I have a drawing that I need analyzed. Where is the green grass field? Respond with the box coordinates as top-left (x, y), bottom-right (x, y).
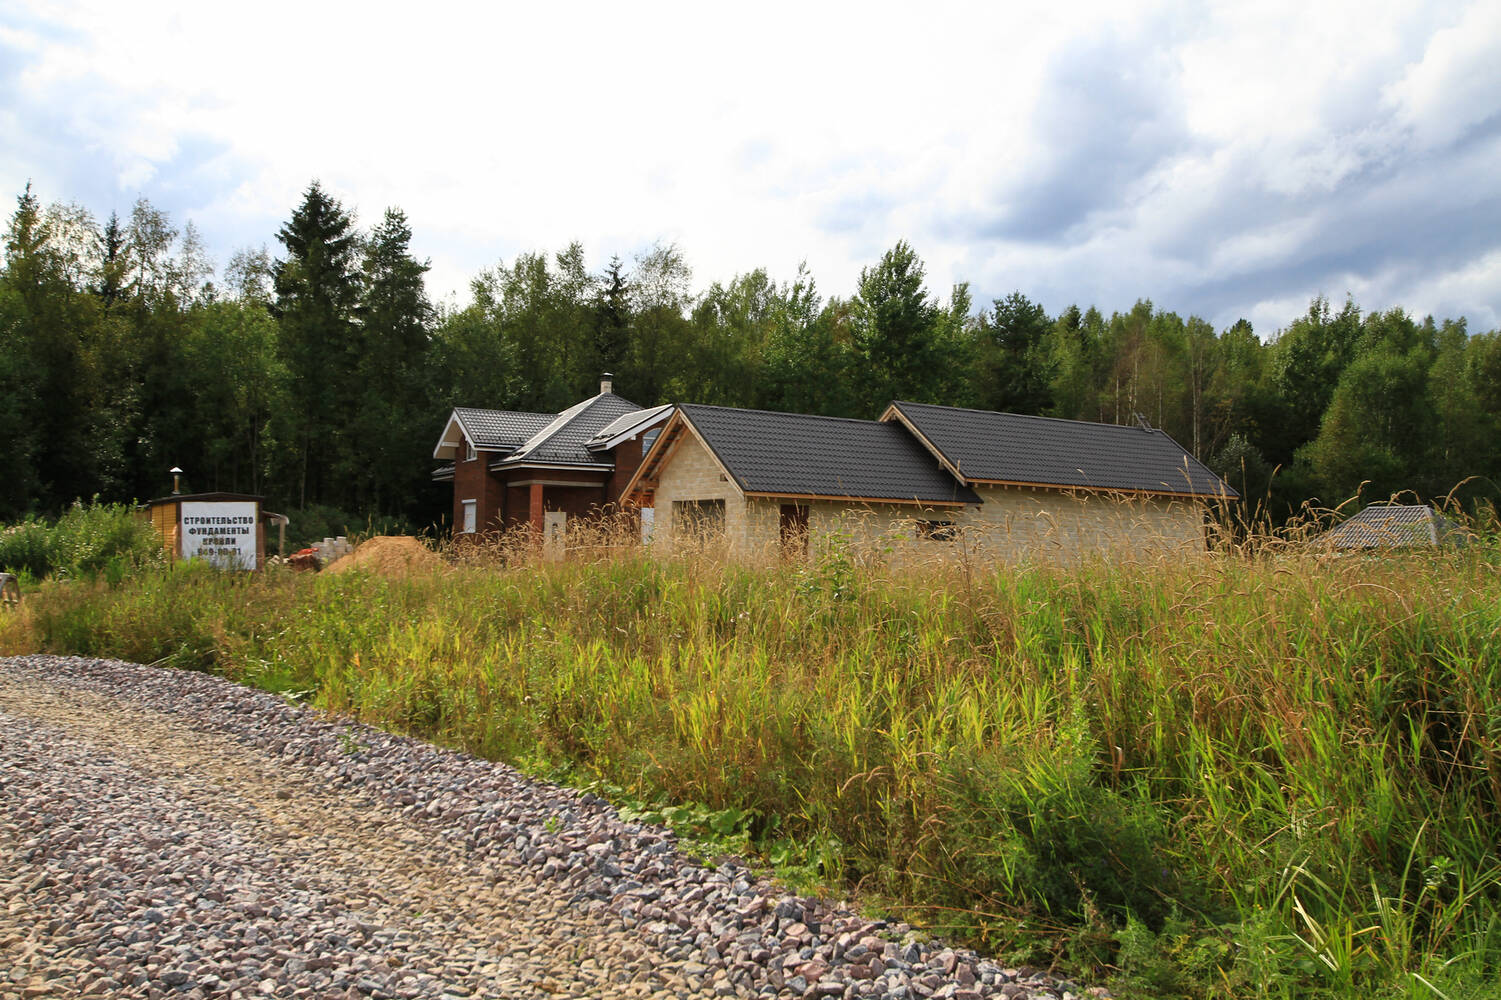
top-left (3, 532), bottom-right (1498, 999)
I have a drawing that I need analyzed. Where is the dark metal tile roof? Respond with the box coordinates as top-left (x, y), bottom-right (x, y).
top-left (679, 404), bottom-right (980, 504)
top-left (497, 393), bottom-right (643, 468)
top-left (887, 401), bottom-right (1236, 498)
top-left (453, 407), bottom-right (555, 451)
top-left (1325, 504), bottom-right (1444, 548)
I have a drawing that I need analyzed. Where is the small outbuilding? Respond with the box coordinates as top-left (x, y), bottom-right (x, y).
top-left (1321, 504), bottom-right (1471, 549)
top-left (142, 492), bottom-right (266, 570)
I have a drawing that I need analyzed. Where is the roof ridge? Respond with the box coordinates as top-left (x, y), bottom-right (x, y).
top-left (454, 404), bottom-right (553, 418)
top-left (894, 399), bottom-right (1167, 434)
top-left (682, 402), bottom-right (888, 429)
top-left (503, 394), bottom-right (605, 462)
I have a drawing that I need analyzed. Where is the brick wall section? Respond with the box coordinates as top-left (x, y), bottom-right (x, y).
top-left (607, 437), bottom-right (644, 503)
top-left (503, 485), bottom-right (530, 532)
top-left (956, 485), bottom-right (1205, 564)
top-left (451, 440), bottom-right (506, 533)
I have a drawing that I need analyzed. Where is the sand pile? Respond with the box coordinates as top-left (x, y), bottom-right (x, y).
top-left (323, 536), bottom-right (446, 577)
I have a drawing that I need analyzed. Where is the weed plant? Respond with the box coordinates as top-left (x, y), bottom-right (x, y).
top-left (0, 500), bottom-right (167, 583)
top-left (2, 514), bottom-right (1498, 1000)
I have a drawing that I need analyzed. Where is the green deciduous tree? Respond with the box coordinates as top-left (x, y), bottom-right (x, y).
top-left (1302, 344), bottom-right (1433, 503)
top-left (850, 241), bottom-right (950, 413)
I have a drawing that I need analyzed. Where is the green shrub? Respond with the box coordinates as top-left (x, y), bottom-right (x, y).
top-left (0, 501), bottom-right (165, 580)
top-left (0, 516), bottom-right (54, 577)
top-left (51, 500), bottom-right (165, 577)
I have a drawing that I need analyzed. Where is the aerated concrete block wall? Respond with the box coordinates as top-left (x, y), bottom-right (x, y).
top-left (954, 486), bottom-right (1207, 566)
top-left (649, 433), bottom-right (749, 555)
top-left (652, 435), bottom-right (1209, 566)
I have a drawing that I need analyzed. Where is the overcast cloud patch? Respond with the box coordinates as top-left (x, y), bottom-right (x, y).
top-left (2, 1), bottom-right (1497, 336)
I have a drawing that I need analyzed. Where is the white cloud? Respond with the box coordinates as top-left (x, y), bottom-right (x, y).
top-left (1, 0), bottom-right (1498, 335)
top-left (1385, 2), bottom-right (1501, 150)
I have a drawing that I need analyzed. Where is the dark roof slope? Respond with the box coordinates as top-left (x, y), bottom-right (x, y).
top-left (887, 401), bottom-right (1236, 498)
top-left (680, 403), bottom-right (979, 504)
top-left (1325, 504), bottom-right (1464, 548)
top-left (453, 407), bottom-right (555, 451)
top-left (497, 392), bottom-right (643, 468)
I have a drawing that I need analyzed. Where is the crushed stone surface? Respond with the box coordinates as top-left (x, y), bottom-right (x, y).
top-left (0, 655), bottom-right (1102, 1000)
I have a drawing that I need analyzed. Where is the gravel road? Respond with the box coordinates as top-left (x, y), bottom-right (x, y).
top-left (0, 655), bottom-right (1100, 1000)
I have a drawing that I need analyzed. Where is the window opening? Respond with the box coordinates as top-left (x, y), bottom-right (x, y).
top-left (673, 499), bottom-right (726, 539)
top-left (916, 520), bottom-right (957, 541)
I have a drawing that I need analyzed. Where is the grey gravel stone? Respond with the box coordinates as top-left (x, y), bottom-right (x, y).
top-left (1, 654), bottom-right (1093, 1000)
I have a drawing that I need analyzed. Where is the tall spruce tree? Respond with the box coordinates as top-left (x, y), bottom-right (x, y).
top-left (272, 181), bottom-right (361, 508)
top-left (594, 255), bottom-right (630, 376)
top-left (975, 291), bottom-right (1053, 414)
top-left (1, 185), bottom-right (109, 512)
top-left (348, 207), bottom-right (433, 513)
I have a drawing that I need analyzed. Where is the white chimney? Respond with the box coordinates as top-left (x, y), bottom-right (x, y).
top-left (600, 372), bottom-right (614, 395)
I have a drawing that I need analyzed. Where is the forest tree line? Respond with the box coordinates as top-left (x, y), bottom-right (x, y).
top-left (4, 180), bottom-right (1500, 530)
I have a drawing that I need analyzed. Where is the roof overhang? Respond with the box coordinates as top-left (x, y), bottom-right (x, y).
top-left (433, 410), bottom-right (469, 460)
top-left (878, 402), bottom-right (967, 482)
top-left (490, 460), bottom-right (612, 474)
top-left (742, 490), bottom-right (969, 507)
top-left (966, 478), bottom-right (1238, 501)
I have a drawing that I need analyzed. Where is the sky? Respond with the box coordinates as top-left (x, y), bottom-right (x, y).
top-left (3, 0), bottom-right (1499, 337)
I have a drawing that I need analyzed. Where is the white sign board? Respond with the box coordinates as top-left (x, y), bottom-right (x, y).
top-left (180, 501), bottom-right (258, 570)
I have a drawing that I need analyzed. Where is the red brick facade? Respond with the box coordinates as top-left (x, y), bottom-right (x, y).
top-left (451, 436), bottom-right (649, 538)
top-left (439, 390), bottom-right (668, 541)
top-left (451, 443), bottom-right (508, 534)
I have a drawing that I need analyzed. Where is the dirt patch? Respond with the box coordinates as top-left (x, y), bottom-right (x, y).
top-left (323, 535), bottom-right (446, 577)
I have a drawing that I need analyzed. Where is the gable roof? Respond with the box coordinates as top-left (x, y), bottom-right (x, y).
top-left (496, 392), bottom-right (644, 469)
top-left (1324, 504), bottom-right (1462, 548)
top-left (883, 401), bottom-right (1236, 499)
top-left (435, 391), bottom-right (658, 469)
top-left (436, 407), bottom-right (555, 457)
top-left (667, 403), bottom-right (980, 505)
